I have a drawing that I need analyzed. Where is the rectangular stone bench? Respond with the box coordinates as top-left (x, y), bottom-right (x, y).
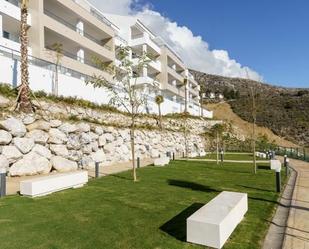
top-left (154, 157), bottom-right (170, 167)
top-left (187, 191), bottom-right (248, 249)
top-left (20, 171), bottom-right (88, 197)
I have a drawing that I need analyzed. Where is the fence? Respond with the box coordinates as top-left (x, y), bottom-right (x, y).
top-left (275, 146), bottom-right (309, 162)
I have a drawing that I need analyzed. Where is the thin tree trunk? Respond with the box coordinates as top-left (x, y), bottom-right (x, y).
top-left (130, 117), bottom-right (137, 182)
top-left (55, 64), bottom-right (59, 95)
top-left (251, 87), bottom-right (257, 174)
top-left (216, 131), bottom-right (219, 165)
top-left (17, 6), bottom-right (32, 113)
top-left (185, 85), bottom-right (188, 113)
top-left (158, 104), bottom-right (162, 130)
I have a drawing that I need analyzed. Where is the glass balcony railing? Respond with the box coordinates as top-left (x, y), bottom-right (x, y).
top-left (5, 0), bottom-right (20, 7)
top-left (44, 9), bottom-right (112, 51)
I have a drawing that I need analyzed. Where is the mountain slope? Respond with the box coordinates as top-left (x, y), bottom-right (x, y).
top-left (191, 70), bottom-right (309, 147)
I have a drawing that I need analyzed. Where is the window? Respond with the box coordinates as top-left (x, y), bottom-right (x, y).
top-left (3, 31), bottom-right (10, 39)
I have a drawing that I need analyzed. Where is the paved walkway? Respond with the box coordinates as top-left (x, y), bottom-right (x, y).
top-left (6, 158), bottom-right (154, 195)
top-left (282, 158), bottom-right (309, 249)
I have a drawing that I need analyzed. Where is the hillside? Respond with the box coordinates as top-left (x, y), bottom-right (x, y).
top-left (191, 70), bottom-right (309, 147)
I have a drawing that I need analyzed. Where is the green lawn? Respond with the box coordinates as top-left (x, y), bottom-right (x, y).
top-left (0, 160), bottom-right (284, 249)
top-left (200, 153), bottom-right (267, 161)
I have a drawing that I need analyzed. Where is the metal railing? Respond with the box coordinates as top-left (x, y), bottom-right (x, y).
top-left (275, 146), bottom-right (309, 162)
top-left (0, 44), bottom-right (93, 81)
top-left (44, 9), bottom-right (112, 51)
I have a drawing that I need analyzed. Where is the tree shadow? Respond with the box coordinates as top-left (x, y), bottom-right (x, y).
top-left (237, 184), bottom-right (274, 193)
top-left (167, 179), bottom-right (220, 193)
top-left (160, 203), bottom-right (204, 242)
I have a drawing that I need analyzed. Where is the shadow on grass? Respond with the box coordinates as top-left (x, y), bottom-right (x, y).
top-left (167, 179), bottom-right (220, 193)
top-left (258, 165), bottom-right (271, 170)
top-left (237, 185), bottom-right (274, 193)
top-left (160, 203), bottom-right (204, 242)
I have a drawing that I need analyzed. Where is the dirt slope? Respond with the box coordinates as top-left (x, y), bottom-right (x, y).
top-left (206, 102), bottom-right (298, 148)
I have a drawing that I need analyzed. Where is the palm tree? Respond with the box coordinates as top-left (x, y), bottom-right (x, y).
top-left (183, 78), bottom-right (188, 113)
top-left (155, 95), bottom-right (164, 130)
top-left (16, 0), bottom-right (32, 113)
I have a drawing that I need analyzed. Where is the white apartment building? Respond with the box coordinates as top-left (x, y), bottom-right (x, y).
top-left (0, 0), bottom-right (213, 118)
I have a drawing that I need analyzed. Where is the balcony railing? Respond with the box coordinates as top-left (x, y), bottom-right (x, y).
top-left (5, 0), bottom-right (20, 7)
top-left (44, 9), bottom-right (112, 51)
top-left (71, 0), bottom-right (115, 29)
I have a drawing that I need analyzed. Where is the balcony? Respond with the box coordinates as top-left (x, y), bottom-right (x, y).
top-left (167, 66), bottom-right (184, 83)
top-left (0, 0), bottom-right (32, 25)
top-left (131, 76), bottom-right (161, 88)
top-left (131, 34), bottom-right (161, 55)
top-left (44, 9), bottom-right (112, 51)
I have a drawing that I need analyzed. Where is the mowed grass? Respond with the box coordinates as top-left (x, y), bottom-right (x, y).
top-left (200, 153), bottom-right (267, 161)
top-left (0, 160), bottom-right (284, 249)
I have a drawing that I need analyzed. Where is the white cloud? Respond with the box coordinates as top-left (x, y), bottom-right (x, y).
top-left (89, 0), bottom-right (262, 81)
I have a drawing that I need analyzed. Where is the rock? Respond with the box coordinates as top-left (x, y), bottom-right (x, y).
top-left (119, 130), bottom-right (130, 141)
top-left (94, 126), bottom-right (104, 135)
top-left (22, 115), bottom-right (36, 125)
top-left (91, 141), bottom-right (99, 152)
top-left (48, 128), bottom-right (68, 144)
top-left (0, 117), bottom-right (26, 137)
top-left (77, 123), bottom-right (90, 133)
top-left (26, 130), bottom-right (49, 144)
top-left (31, 144), bottom-right (52, 159)
top-left (27, 120), bottom-right (51, 131)
top-left (103, 143), bottom-right (114, 154)
top-left (50, 156), bottom-right (78, 172)
top-left (59, 123), bottom-right (78, 134)
top-left (81, 156), bottom-right (95, 169)
top-left (150, 149), bottom-right (160, 158)
top-left (0, 95), bottom-right (10, 107)
top-left (9, 152), bottom-right (51, 176)
top-left (50, 144), bottom-right (69, 157)
top-left (68, 150), bottom-right (82, 162)
top-left (101, 133), bottom-right (114, 143)
top-left (82, 144), bottom-right (92, 154)
top-left (80, 132), bottom-right (92, 144)
top-left (98, 135), bottom-right (107, 147)
top-left (50, 119), bottom-right (62, 128)
top-left (0, 130), bottom-right (12, 145)
top-left (67, 134), bottom-right (81, 150)
top-left (13, 137), bottom-right (35, 154)
top-left (2, 145), bottom-right (23, 163)
top-left (90, 149), bottom-right (106, 163)
top-left (0, 155), bottom-right (9, 171)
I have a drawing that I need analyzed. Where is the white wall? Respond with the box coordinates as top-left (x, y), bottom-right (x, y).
top-left (0, 53), bottom-right (213, 118)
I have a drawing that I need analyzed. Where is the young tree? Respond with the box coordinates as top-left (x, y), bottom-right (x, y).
top-left (15, 0), bottom-right (33, 113)
top-left (155, 95), bottom-right (164, 130)
top-left (87, 46), bottom-right (151, 182)
top-left (50, 42), bottom-right (63, 96)
top-left (208, 123), bottom-right (226, 165)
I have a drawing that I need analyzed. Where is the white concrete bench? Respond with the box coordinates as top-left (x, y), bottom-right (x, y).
top-left (154, 157), bottom-right (170, 167)
top-left (20, 171), bottom-right (88, 197)
top-left (187, 191), bottom-right (248, 249)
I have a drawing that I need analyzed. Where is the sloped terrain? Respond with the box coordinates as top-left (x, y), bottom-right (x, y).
top-left (192, 70), bottom-right (309, 147)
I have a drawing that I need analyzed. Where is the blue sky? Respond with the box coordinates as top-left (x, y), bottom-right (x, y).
top-left (135, 0), bottom-right (309, 88)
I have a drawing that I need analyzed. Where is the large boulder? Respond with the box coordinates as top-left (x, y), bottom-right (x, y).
top-left (31, 144), bottom-right (52, 159)
top-left (0, 130), bottom-right (12, 145)
top-left (67, 134), bottom-right (81, 150)
top-left (0, 117), bottom-right (26, 137)
top-left (80, 132), bottom-right (92, 144)
top-left (26, 129), bottom-right (49, 144)
top-left (77, 123), bottom-right (90, 133)
top-left (48, 128), bottom-right (68, 144)
top-left (50, 144), bottom-right (69, 158)
top-left (94, 126), bottom-right (104, 135)
top-left (9, 152), bottom-right (51, 176)
top-left (50, 156), bottom-right (78, 172)
top-left (22, 115), bottom-right (36, 125)
top-left (98, 135), bottom-right (107, 147)
top-left (50, 119), bottom-right (62, 128)
top-left (81, 156), bottom-right (95, 169)
top-left (0, 155), bottom-right (9, 171)
top-left (1, 145), bottom-right (23, 163)
top-left (13, 137), bottom-right (35, 154)
top-left (27, 120), bottom-right (51, 132)
top-left (58, 123), bottom-right (78, 134)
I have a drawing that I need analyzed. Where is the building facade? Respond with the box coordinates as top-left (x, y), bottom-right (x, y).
top-left (0, 0), bottom-right (213, 118)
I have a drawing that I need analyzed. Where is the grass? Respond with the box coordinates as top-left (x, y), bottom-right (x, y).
top-left (200, 153), bottom-right (267, 161)
top-left (0, 160), bottom-right (285, 249)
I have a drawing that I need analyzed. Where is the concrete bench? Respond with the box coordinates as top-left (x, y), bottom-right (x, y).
top-left (20, 171), bottom-right (88, 197)
top-left (154, 157), bottom-right (170, 167)
top-left (187, 191), bottom-right (248, 249)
